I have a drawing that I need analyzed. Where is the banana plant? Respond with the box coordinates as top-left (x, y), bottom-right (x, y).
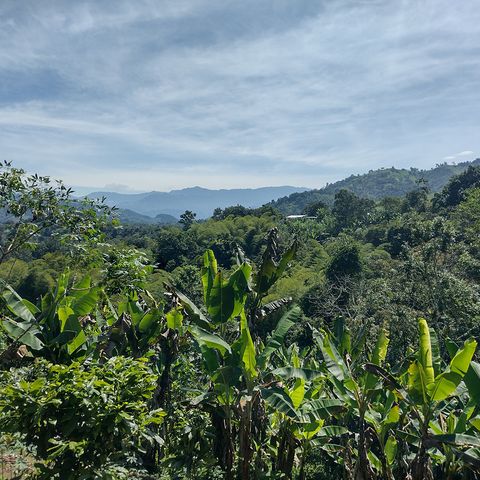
top-left (0, 273), bottom-right (100, 363)
top-left (95, 292), bottom-right (165, 359)
top-left (368, 318), bottom-right (477, 480)
top-left (313, 320), bottom-right (396, 480)
top-left (173, 244), bottom-right (299, 479)
top-left (262, 343), bottom-right (347, 479)
top-left (421, 338), bottom-right (480, 478)
top-left (406, 319), bottom-right (476, 479)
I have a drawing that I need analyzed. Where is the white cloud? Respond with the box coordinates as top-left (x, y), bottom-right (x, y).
top-left (0, 0), bottom-right (479, 189)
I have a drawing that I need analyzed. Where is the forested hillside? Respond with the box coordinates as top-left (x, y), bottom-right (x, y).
top-left (270, 158), bottom-right (480, 214)
top-left (1, 161), bottom-right (480, 479)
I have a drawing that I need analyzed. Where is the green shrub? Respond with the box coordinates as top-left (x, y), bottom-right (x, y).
top-left (0, 357), bottom-right (164, 479)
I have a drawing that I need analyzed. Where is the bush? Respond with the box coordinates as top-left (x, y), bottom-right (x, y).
top-left (0, 357), bottom-right (164, 479)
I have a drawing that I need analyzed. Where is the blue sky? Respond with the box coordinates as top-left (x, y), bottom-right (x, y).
top-left (1, 0), bottom-right (479, 192)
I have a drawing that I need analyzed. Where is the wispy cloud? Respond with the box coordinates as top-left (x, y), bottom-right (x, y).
top-left (1, 0), bottom-right (479, 190)
top-left (443, 150), bottom-right (475, 161)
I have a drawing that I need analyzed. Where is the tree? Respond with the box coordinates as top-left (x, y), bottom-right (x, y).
top-left (0, 161), bottom-right (114, 266)
top-left (302, 200), bottom-right (329, 218)
top-left (404, 179), bottom-right (430, 212)
top-left (179, 210), bottom-right (197, 230)
top-left (332, 189), bottom-right (375, 232)
top-left (326, 237), bottom-right (363, 281)
top-left (433, 165), bottom-right (480, 208)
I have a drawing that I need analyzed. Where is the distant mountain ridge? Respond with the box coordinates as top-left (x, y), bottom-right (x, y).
top-left (116, 209), bottom-right (178, 225)
top-left (86, 186), bottom-right (308, 219)
top-left (268, 159), bottom-right (480, 214)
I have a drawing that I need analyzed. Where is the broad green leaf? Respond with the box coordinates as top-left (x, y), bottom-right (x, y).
top-left (367, 451), bottom-right (382, 473)
top-left (58, 305), bottom-right (74, 331)
top-left (258, 305), bottom-right (300, 367)
top-left (127, 297), bottom-right (145, 325)
top-left (384, 405), bottom-right (400, 426)
top-left (139, 308), bottom-right (163, 333)
top-left (430, 434), bottom-right (480, 448)
top-left (315, 330), bottom-right (346, 382)
top-left (418, 318), bottom-right (435, 388)
top-left (254, 240), bottom-right (297, 296)
top-left (385, 436), bottom-right (397, 466)
top-left (311, 442), bottom-right (344, 452)
top-left (333, 318), bottom-right (351, 355)
top-left (54, 272), bottom-right (70, 301)
top-left (165, 307), bottom-right (183, 330)
top-left (275, 241), bottom-right (298, 280)
top-left (464, 362), bottom-right (480, 406)
top-left (365, 327), bottom-right (389, 390)
top-left (208, 272), bottom-right (234, 323)
top-left (297, 399), bottom-right (345, 422)
top-left (198, 344), bottom-right (221, 373)
top-left (189, 324), bottom-right (231, 356)
top-left (63, 314), bottom-right (83, 336)
top-left (255, 257), bottom-right (277, 296)
top-left (212, 366), bottom-right (242, 403)
top-left (228, 263), bottom-right (252, 318)
top-left (2, 287), bottom-right (36, 323)
top-left (295, 420), bottom-right (323, 440)
top-left (238, 311), bottom-right (256, 380)
top-left (446, 339), bottom-right (480, 405)
top-left (272, 367), bottom-right (324, 382)
top-left (173, 289), bottom-right (210, 329)
top-left (72, 274), bottom-right (91, 291)
top-left (371, 327), bottom-right (389, 365)
top-left (261, 386), bottom-right (297, 418)
top-left (470, 416), bottom-right (480, 432)
top-left (430, 338), bottom-right (477, 401)
top-left (67, 330), bottom-right (87, 355)
top-left (0, 318), bottom-right (44, 350)
top-left (408, 360), bottom-right (428, 405)
top-left (49, 331), bottom-right (76, 346)
top-left (317, 425), bottom-right (348, 437)
top-left (450, 338), bottom-right (477, 376)
top-left (351, 323), bottom-right (368, 362)
top-left (289, 378), bottom-right (305, 409)
top-left (201, 249), bottom-right (217, 307)
top-left (71, 288), bottom-right (99, 316)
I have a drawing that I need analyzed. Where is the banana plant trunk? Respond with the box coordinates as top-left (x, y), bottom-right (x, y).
top-left (276, 421), bottom-right (296, 478)
top-left (239, 397), bottom-right (253, 480)
top-left (410, 411), bottom-right (433, 480)
top-left (298, 440), bottom-right (310, 480)
top-left (354, 406), bottom-right (374, 480)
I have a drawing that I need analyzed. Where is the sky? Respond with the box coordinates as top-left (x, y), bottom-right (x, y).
top-left (1, 0), bottom-right (479, 192)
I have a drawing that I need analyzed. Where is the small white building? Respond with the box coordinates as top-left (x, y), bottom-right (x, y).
top-left (286, 215), bottom-right (317, 220)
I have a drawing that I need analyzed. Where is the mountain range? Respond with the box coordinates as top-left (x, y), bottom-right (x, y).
top-left (86, 186), bottom-right (308, 221)
top-left (83, 159), bottom-right (480, 223)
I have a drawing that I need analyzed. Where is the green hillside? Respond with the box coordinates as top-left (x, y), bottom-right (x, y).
top-left (270, 158), bottom-right (480, 214)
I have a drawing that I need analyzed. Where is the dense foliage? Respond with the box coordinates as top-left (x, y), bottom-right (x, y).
top-left (1, 162), bottom-right (480, 479)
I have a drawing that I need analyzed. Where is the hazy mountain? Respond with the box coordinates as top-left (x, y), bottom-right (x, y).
top-left (116, 209), bottom-right (178, 225)
top-left (86, 186), bottom-right (308, 219)
top-left (269, 159), bottom-right (480, 214)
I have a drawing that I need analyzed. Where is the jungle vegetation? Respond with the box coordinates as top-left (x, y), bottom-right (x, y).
top-left (1, 160), bottom-right (480, 479)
